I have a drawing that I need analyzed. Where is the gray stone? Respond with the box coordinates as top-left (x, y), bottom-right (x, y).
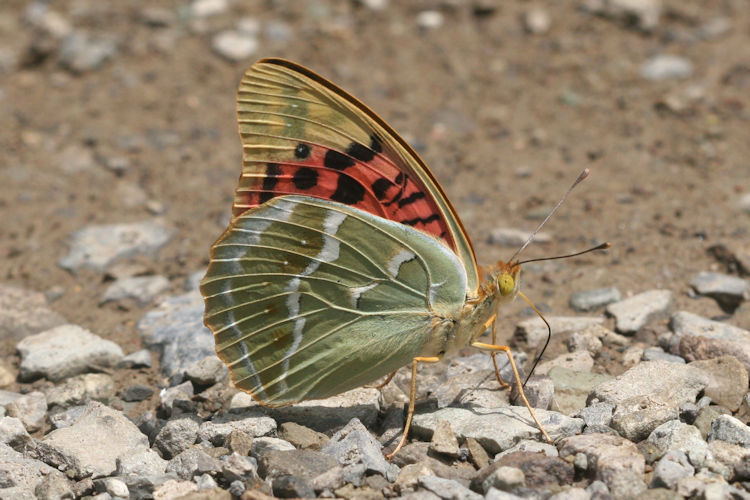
top-left (270, 387), bottom-right (381, 431)
top-left (59, 219), bottom-right (171, 272)
top-left (569, 287), bottom-right (622, 312)
top-left (0, 390), bottom-right (22, 407)
top-left (44, 373), bottom-right (116, 408)
top-left (429, 419), bottom-right (460, 458)
top-left (184, 355), bottom-right (228, 386)
top-left (137, 291), bottom-right (214, 380)
top-left (151, 479), bottom-right (198, 499)
top-left (5, 391), bottom-right (47, 432)
top-left (689, 356), bottom-right (748, 411)
top-left (154, 417), bottom-right (200, 459)
top-left (577, 402), bottom-right (615, 428)
top-left (547, 366), bottom-right (612, 415)
top-left (494, 439), bottom-right (559, 460)
top-left (198, 413), bottom-right (276, 446)
top-left (272, 474), bottom-right (315, 498)
top-left (165, 446), bottom-right (221, 479)
top-left (482, 465), bottom-right (525, 493)
top-left (159, 381), bottom-right (194, 415)
top-left (48, 405), bottom-right (87, 429)
top-left (58, 31), bottom-right (117, 73)
top-left (0, 416), bottom-right (32, 451)
top-left (559, 434), bottom-right (645, 494)
top-left (118, 349), bottom-right (152, 369)
top-left (708, 414), bottom-right (750, 447)
top-left (35, 471), bottom-right (75, 499)
top-left (646, 420), bottom-right (708, 466)
top-left (520, 375), bottom-right (554, 410)
top-left (535, 351), bottom-right (594, 375)
top-left (257, 449), bottom-right (339, 480)
top-left (640, 55), bottom-right (693, 81)
top-left (514, 316), bottom-right (605, 349)
top-left (17, 324), bottom-right (124, 382)
top-left (567, 329), bottom-right (603, 355)
top-left (278, 422), bottom-right (329, 450)
top-left (419, 475), bottom-right (482, 500)
top-left (250, 436), bottom-right (296, 457)
top-left (321, 418), bottom-right (388, 477)
top-left (0, 284), bottom-right (66, 341)
top-left (690, 271), bottom-right (749, 312)
top-left (581, 0), bottom-right (661, 31)
top-left (522, 8), bottom-right (551, 35)
top-left (0, 443), bottom-right (66, 500)
top-left (116, 447), bottom-right (168, 476)
top-left (671, 311), bottom-right (750, 373)
top-left (606, 290), bottom-right (673, 334)
top-left (412, 406), bottom-right (583, 455)
top-left (101, 477), bottom-right (129, 498)
top-left (121, 384), bottom-right (155, 402)
top-left (651, 450), bottom-right (694, 489)
top-left (101, 275), bottom-right (170, 306)
top-left (212, 30), bottom-right (258, 61)
top-left (32, 402), bottom-right (150, 479)
top-left (642, 346), bottom-right (684, 363)
top-left (589, 361), bottom-right (708, 441)
top-left (221, 452), bottom-right (259, 483)
top-left (194, 473), bottom-right (218, 490)
top-left (709, 440), bottom-right (750, 477)
top-left (416, 10), bottom-right (445, 30)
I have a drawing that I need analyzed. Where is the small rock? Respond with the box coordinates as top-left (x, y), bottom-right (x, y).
top-left (48, 405), bottom-right (87, 429)
top-left (198, 413), bottom-right (276, 445)
top-left (581, 0), bottom-right (661, 31)
top-left (5, 391), bottom-right (47, 432)
top-left (154, 417), bottom-right (200, 459)
top-left (138, 291), bottom-right (215, 381)
top-left (514, 316), bottom-right (604, 349)
top-left (671, 311), bottom-right (750, 373)
top-left (0, 442), bottom-right (63, 499)
top-left (119, 349), bottom-right (153, 369)
top-left (58, 143), bottom-right (96, 173)
top-left (688, 356), bottom-right (747, 411)
top-left (45, 373), bottom-right (116, 407)
top-left (0, 285), bottom-right (67, 341)
top-left (708, 414), bottom-right (750, 447)
top-left (568, 329), bottom-right (603, 355)
top-left (606, 290), bottom-right (673, 334)
top-left (321, 418), bottom-right (388, 477)
top-left (102, 477), bottom-right (129, 498)
top-left (273, 475), bottom-right (315, 498)
top-left (271, 387), bottom-right (380, 431)
top-left (32, 402), bottom-right (151, 479)
top-left (212, 30), bottom-right (258, 61)
top-left (495, 439), bottom-right (559, 460)
top-left (279, 422), bottom-right (329, 450)
top-left (535, 351), bottom-right (594, 375)
top-left (416, 10), bottom-right (444, 30)
top-left (466, 437), bottom-right (490, 469)
top-left (547, 366), bottom-right (612, 415)
top-left (482, 465), bottom-right (525, 493)
top-left (185, 355), bottom-right (228, 386)
top-left (160, 381), bottom-right (194, 415)
top-left (642, 347), bottom-right (685, 363)
top-left (17, 324), bottom-right (123, 382)
top-left (570, 286), bottom-right (622, 312)
top-left (226, 429), bottom-right (253, 456)
top-left (689, 271), bottom-right (748, 313)
top-left (58, 219), bottom-right (172, 272)
top-left (640, 54), bottom-right (693, 81)
top-left (0, 416), bottom-right (32, 451)
top-left (251, 436), bottom-right (296, 457)
top-left (58, 31), bottom-right (117, 73)
top-left (257, 449), bottom-right (338, 480)
top-left (429, 420), bottom-right (460, 458)
top-left (152, 479), bottom-right (197, 499)
top-left (191, 0), bottom-right (228, 17)
top-left (195, 472), bottom-right (218, 490)
top-left (577, 402), bottom-right (615, 428)
top-left (523, 8), bottom-right (551, 35)
top-left (101, 275), bottom-right (170, 306)
top-left (419, 475), bottom-right (482, 500)
top-left (488, 228), bottom-right (550, 247)
top-left (646, 420), bottom-right (708, 466)
top-left (116, 447), bottom-right (168, 477)
top-left (651, 449), bottom-right (694, 489)
top-left (165, 446), bottom-right (221, 479)
top-left (121, 384), bottom-right (155, 402)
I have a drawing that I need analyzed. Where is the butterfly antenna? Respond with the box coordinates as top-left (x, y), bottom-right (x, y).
top-left (508, 168), bottom-right (591, 263)
top-left (517, 291), bottom-right (550, 389)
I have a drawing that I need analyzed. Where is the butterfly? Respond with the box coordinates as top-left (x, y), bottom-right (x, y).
top-left (200, 58), bottom-right (553, 456)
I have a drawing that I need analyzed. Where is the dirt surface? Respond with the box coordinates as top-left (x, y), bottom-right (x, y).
top-left (1, 0), bottom-right (749, 384)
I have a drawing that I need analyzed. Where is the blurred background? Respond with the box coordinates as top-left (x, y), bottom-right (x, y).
top-left (1, 0), bottom-right (749, 359)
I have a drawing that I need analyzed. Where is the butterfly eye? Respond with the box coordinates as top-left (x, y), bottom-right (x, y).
top-left (497, 273), bottom-right (516, 297)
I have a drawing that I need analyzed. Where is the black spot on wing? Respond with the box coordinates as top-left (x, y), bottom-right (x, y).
top-left (400, 213), bottom-right (441, 226)
top-left (324, 149), bottom-right (355, 170)
top-left (371, 178), bottom-right (391, 200)
top-left (398, 191), bottom-right (426, 208)
top-left (294, 143), bottom-right (311, 159)
top-left (260, 163), bottom-right (281, 203)
top-left (292, 167), bottom-right (318, 190)
top-left (370, 133), bottom-right (382, 154)
top-left (346, 141), bottom-right (375, 163)
top-left (331, 174), bottom-right (365, 205)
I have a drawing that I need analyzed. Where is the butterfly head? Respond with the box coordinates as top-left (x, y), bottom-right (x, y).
top-left (495, 261), bottom-right (521, 301)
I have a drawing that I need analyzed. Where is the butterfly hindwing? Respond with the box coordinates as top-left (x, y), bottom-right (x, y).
top-left (234, 58), bottom-right (479, 292)
top-left (201, 195), bottom-right (467, 406)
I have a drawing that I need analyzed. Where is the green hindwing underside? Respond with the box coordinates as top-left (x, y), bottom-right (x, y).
top-left (201, 195), bottom-right (467, 406)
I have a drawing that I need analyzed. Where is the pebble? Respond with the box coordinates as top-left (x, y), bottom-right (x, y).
top-left (257, 449), bottom-right (339, 480)
top-left (191, 0), bottom-right (228, 17)
top-left (17, 324), bottom-right (124, 382)
top-left (165, 446), bottom-right (221, 479)
top-left (32, 401), bottom-right (150, 479)
top-left (708, 414), bottom-right (750, 447)
top-left (689, 271), bottom-right (748, 312)
top-left (535, 350), bottom-right (594, 375)
top-left (651, 450), bottom-right (694, 489)
top-left (5, 391), bottom-right (47, 432)
top-left (212, 30), bottom-right (258, 61)
top-left (493, 451), bottom-right (574, 489)
top-left (0, 443), bottom-right (64, 499)
top-left (514, 316), bottom-right (604, 349)
top-left (606, 289), bottom-right (674, 334)
top-left (546, 366), bottom-right (612, 415)
top-left (0, 416), bottom-right (32, 451)
top-left (58, 219), bottom-right (172, 272)
top-left (688, 356), bottom-right (748, 411)
top-left (57, 143), bottom-right (96, 172)
top-left (523, 8), bottom-right (551, 35)
top-left (419, 475), bottom-right (482, 500)
top-left (581, 0), bottom-right (661, 31)
top-left (119, 349), bottom-right (153, 369)
top-left (198, 413), bottom-right (276, 445)
top-left (488, 228), bottom-right (551, 247)
top-left (428, 419), bottom-right (461, 458)
top-left (411, 406), bottom-right (584, 455)
top-left (101, 275), bottom-right (170, 306)
top-left (138, 291), bottom-right (215, 381)
top-left (671, 311), bottom-right (750, 373)
top-left (642, 346), bottom-right (685, 363)
top-left (58, 31), bottom-right (117, 73)
top-left (321, 418), bottom-right (389, 477)
top-left (640, 54), bottom-right (694, 81)
top-left (0, 284), bottom-right (67, 341)
top-left (184, 355), bottom-right (228, 386)
top-left (590, 361), bottom-right (708, 441)
top-left (646, 420), bottom-right (708, 466)
top-left (279, 422), bottom-right (329, 450)
top-left (44, 373), bottom-right (116, 408)
top-left (273, 475), bottom-right (315, 498)
top-left (121, 384), bottom-right (155, 402)
top-left (154, 417), bottom-right (200, 459)
top-left (569, 286), bottom-right (622, 312)
top-left (416, 10), bottom-right (444, 30)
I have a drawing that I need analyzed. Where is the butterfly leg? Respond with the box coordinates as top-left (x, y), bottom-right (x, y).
top-left (471, 341), bottom-right (552, 444)
top-left (385, 356), bottom-right (440, 459)
top-left (364, 370), bottom-right (398, 389)
top-left (489, 319), bottom-right (511, 390)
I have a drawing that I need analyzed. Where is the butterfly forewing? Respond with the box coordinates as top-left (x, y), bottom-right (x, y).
top-left (234, 59), bottom-right (479, 292)
top-left (201, 195), bottom-right (467, 406)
